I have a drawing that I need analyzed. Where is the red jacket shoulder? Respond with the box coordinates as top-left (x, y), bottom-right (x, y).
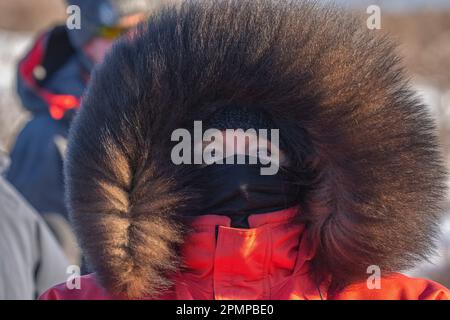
top-left (331, 273), bottom-right (449, 300)
top-left (39, 274), bottom-right (112, 300)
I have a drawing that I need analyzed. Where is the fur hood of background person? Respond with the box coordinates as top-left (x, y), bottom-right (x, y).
top-left (65, 0), bottom-right (448, 298)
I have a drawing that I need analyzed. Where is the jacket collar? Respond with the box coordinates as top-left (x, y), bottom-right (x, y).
top-left (176, 207), bottom-right (320, 299)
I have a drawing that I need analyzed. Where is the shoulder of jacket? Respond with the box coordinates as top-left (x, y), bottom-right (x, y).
top-left (331, 273), bottom-right (449, 300)
top-left (39, 274), bottom-right (111, 300)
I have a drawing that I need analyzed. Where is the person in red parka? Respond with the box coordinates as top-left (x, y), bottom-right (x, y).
top-left (40, 0), bottom-right (449, 300)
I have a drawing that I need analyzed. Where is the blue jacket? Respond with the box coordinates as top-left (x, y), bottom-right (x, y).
top-left (7, 26), bottom-right (88, 219)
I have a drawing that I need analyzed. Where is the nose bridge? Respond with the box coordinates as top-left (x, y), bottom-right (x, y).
top-left (213, 225), bottom-right (272, 300)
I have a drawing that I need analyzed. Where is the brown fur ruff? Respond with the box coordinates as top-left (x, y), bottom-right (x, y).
top-left (65, 0), bottom-right (448, 298)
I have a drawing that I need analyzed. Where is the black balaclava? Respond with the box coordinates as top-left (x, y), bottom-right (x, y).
top-left (186, 106), bottom-right (300, 228)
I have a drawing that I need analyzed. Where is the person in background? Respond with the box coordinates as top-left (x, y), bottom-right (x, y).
top-left (0, 154), bottom-right (68, 300)
top-left (6, 0), bottom-right (157, 265)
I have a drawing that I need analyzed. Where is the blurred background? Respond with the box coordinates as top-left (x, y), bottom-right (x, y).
top-left (0, 0), bottom-right (449, 287)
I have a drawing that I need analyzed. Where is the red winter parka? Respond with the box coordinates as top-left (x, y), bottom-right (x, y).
top-left (40, 208), bottom-right (449, 300)
top-left (40, 0), bottom-right (450, 300)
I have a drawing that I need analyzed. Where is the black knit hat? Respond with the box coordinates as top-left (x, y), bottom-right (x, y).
top-left (204, 105), bottom-right (276, 131)
top-left (203, 105), bottom-right (288, 153)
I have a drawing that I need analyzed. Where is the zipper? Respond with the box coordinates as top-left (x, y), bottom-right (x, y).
top-left (214, 225), bottom-right (219, 244)
top-left (213, 225), bottom-right (220, 300)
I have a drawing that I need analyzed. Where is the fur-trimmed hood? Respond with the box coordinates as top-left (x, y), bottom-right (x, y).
top-left (65, 0), bottom-right (448, 298)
